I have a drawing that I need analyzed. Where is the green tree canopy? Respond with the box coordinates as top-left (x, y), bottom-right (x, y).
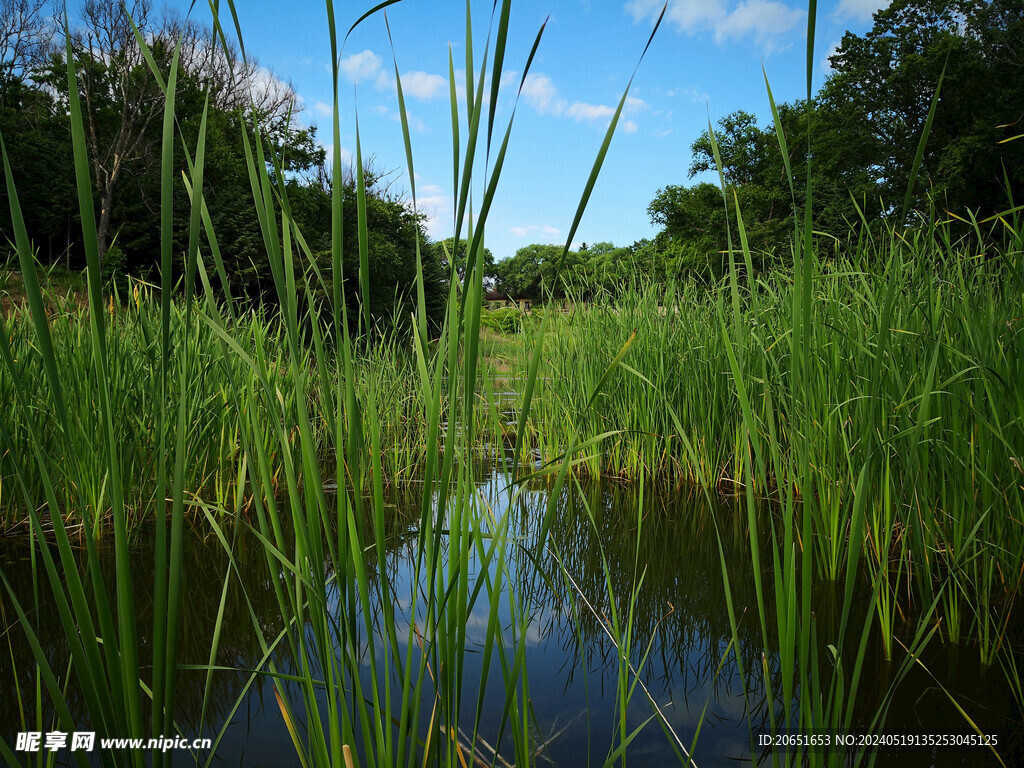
top-left (822, 0), bottom-right (1024, 218)
top-left (645, 0), bottom-right (1023, 272)
top-left (433, 237), bottom-right (494, 284)
top-left (0, 1), bottom-right (447, 333)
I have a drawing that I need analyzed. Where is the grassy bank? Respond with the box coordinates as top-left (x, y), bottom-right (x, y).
top-left (0, 284), bottom-right (510, 533)
top-left (524, 228), bottom-right (1024, 631)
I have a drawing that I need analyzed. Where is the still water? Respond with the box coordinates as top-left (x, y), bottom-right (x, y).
top-left (1, 466), bottom-right (1021, 766)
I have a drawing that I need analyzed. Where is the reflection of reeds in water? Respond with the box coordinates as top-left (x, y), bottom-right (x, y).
top-left (0, 530), bottom-right (285, 735)
top-left (534, 481), bottom-right (762, 679)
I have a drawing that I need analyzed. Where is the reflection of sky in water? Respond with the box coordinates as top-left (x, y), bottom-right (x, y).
top-left (321, 469), bottom-right (759, 767)
top-left (143, 469), bottom-right (761, 766)
top-left (1, 465), bottom-right (1021, 767)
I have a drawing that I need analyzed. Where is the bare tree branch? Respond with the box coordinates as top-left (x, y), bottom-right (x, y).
top-left (0, 0), bottom-right (53, 84)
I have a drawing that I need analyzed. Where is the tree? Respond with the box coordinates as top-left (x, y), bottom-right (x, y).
top-left (291, 165), bottom-right (445, 334)
top-left (163, 11), bottom-right (300, 151)
top-left (823, 0), bottom-right (1024, 218)
top-left (0, 1), bottom-right (76, 264)
top-left (0, 1), bottom-right (447, 328)
top-left (645, 0), bottom-right (1024, 270)
top-left (0, 0), bottom-right (52, 87)
top-left (493, 244), bottom-right (550, 299)
top-left (689, 110), bottom-right (775, 187)
top-left (0, 75), bottom-right (77, 264)
top-left (648, 111), bottom-right (794, 266)
top-left (433, 237), bottom-right (494, 285)
top-left (572, 241), bottom-right (660, 297)
top-left (0, 0), bottom-right (76, 264)
top-left (39, 2), bottom-right (307, 268)
top-left (55, 0), bottom-right (169, 267)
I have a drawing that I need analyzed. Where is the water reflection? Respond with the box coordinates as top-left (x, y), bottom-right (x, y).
top-left (1, 467), bottom-right (1021, 766)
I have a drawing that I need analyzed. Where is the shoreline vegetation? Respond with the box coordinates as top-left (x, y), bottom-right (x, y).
top-left (5, 230), bottom-right (1021, 533)
top-left (1, 0), bottom-right (1022, 765)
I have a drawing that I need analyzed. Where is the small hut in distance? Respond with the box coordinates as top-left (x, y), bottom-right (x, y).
top-left (484, 291), bottom-right (532, 312)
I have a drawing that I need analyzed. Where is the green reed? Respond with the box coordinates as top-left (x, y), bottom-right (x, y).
top-left (520, 237), bottom-right (1023, 648)
top-left (492, 3), bottom-right (1021, 761)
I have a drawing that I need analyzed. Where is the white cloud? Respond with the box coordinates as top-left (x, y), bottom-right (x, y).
top-left (836, 0), bottom-right (890, 21)
top-left (499, 70), bottom-right (520, 90)
top-left (448, 69), bottom-right (518, 108)
top-left (318, 142), bottom-right (353, 169)
top-left (622, 119), bottom-right (639, 133)
top-left (520, 72), bottom-right (643, 129)
top-left (625, 96), bottom-right (648, 112)
top-left (667, 87), bottom-right (710, 102)
top-left (339, 55), bottom-right (448, 100)
top-left (520, 73), bottom-right (566, 116)
top-left (401, 71), bottom-right (447, 100)
top-left (311, 100), bottom-right (333, 118)
top-left (406, 114), bottom-right (429, 133)
top-left (340, 49), bottom-right (383, 84)
top-left (405, 180), bottom-right (452, 238)
top-left (234, 64), bottom-right (299, 123)
top-left (821, 40), bottom-right (841, 72)
top-left (625, 0), bottom-right (805, 51)
top-left (565, 102), bottom-right (615, 121)
top-left (714, 0), bottom-right (804, 50)
top-left (371, 104), bottom-right (429, 133)
top-left (509, 224), bottom-right (562, 240)
top-left (627, 0), bottom-right (720, 29)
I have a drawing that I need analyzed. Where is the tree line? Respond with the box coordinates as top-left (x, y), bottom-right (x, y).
top-left (2, 0), bottom-right (1021, 314)
top-left (492, 0), bottom-right (1023, 301)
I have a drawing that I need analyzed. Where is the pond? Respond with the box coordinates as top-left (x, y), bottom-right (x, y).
top-left (1, 465), bottom-right (1021, 767)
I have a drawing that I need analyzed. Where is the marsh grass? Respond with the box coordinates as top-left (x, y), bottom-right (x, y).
top-left (511, 209), bottom-right (1023, 668)
top-left (1, 1), bottom-right (672, 766)
top-left (491, 4), bottom-right (1020, 760)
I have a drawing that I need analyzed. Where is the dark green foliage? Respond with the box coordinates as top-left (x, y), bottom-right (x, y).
top-left (433, 237), bottom-right (494, 282)
top-left (649, 103), bottom-right (878, 265)
top-left (648, 178), bottom-right (781, 269)
top-left (493, 237), bottom-right (722, 301)
top-left (298, 172), bottom-right (445, 333)
top-left (0, 7), bottom-right (446, 330)
top-left (824, 0), bottom-right (1024, 219)
top-left (492, 242), bottom-right (561, 298)
top-left (0, 75), bottom-right (77, 264)
top-left (645, 0), bottom-right (1023, 268)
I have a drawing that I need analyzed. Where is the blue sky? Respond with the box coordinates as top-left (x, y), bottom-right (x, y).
top-left (172, 0), bottom-right (888, 262)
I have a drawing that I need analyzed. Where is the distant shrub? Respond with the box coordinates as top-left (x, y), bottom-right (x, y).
top-left (479, 307), bottom-right (523, 334)
top-left (101, 244), bottom-right (128, 289)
